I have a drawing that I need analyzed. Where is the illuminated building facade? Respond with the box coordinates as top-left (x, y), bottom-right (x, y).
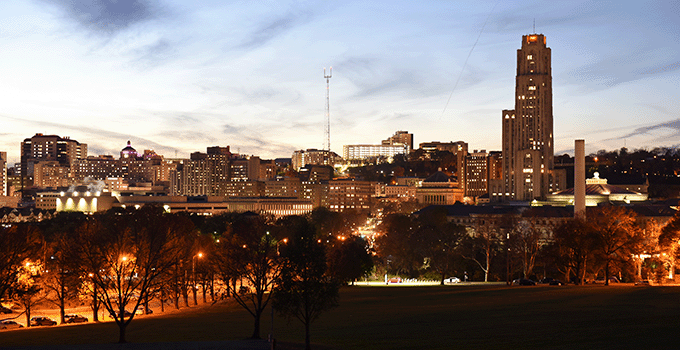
top-left (418, 141), bottom-right (468, 191)
top-left (382, 131), bottom-right (414, 151)
top-left (327, 179), bottom-right (373, 212)
top-left (33, 161), bottom-right (70, 189)
top-left (501, 34), bottom-right (564, 201)
top-left (342, 144), bottom-right (408, 161)
top-left (0, 152), bottom-right (6, 196)
top-left (465, 150), bottom-right (489, 198)
top-left (415, 170), bottom-right (466, 205)
top-left (20, 133), bottom-right (87, 177)
top-left (291, 149), bottom-right (341, 171)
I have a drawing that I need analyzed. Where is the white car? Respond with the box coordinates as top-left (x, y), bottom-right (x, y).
top-left (445, 277), bottom-right (461, 283)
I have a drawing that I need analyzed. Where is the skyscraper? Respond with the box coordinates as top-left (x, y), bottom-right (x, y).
top-left (501, 34), bottom-right (562, 201)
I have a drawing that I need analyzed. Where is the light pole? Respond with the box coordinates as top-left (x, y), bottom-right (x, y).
top-left (192, 253), bottom-right (203, 305)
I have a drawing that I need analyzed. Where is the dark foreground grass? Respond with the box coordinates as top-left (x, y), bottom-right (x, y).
top-left (2, 284), bottom-right (679, 349)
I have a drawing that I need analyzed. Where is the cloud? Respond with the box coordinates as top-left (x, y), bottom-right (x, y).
top-left (234, 10), bottom-right (313, 50)
top-left (130, 38), bottom-right (175, 66)
top-left (617, 119), bottom-right (680, 140)
top-left (41, 0), bottom-right (163, 34)
top-left (0, 115), bottom-right (180, 157)
top-left (568, 53), bottom-right (680, 89)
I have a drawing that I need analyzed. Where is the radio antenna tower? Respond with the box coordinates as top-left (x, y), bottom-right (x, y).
top-left (324, 67), bottom-right (332, 151)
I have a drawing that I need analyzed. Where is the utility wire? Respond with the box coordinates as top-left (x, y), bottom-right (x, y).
top-left (441, 1), bottom-right (499, 119)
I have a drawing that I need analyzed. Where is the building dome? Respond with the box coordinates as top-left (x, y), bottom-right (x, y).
top-left (120, 140), bottom-right (138, 159)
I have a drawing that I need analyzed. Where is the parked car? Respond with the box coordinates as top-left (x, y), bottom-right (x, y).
top-left (110, 310), bottom-right (133, 319)
top-left (594, 276), bottom-right (620, 284)
top-left (30, 316), bottom-right (57, 326)
top-left (549, 279), bottom-right (564, 286)
top-left (635, 280), bottom-right (651, 286)
top-left (64, 314), bottom-right (88, 323)
top-left (514, 278), bottom-right (536, 286)
top-left (387, 277), bottom-right (402, 284)
top-left (445, 277), bottom-right (461, 283)
top-left (0, 320), bottom-right (23, 330)
top-left (135, 307), bottom-right (153, 315)
top-left (539, 277), bottom-right (554, 284)
top-left (0, 305), bottom-right (12, 314)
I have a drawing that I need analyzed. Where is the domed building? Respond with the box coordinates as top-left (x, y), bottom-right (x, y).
top-left (120, 140), bottom-right (138, 159)
top-left (548, 172), bottom-right (648, 206)
top-left (415, 169), bottom-right (467, 205)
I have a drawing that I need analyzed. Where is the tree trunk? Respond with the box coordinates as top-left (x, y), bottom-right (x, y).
top-left (60, 281), bottom-right (66, 324)
top-left (118, 323), bottom-right (127, 343)
top-left (192, 280), bottom-right (198, 306)
top-left (210, 273), bottom-right (215, 302)
top-left (25, 306), bottom-right (31, 328)
top-left (305, 320), bottom-right (311, 350)
top-left (160, 288), bottom-right (166, 313)
top-left (605, 260), bottom-right (610, 286)
top-left (485, 251), bottom-right (490, 282)
top-left (252, 312), bottom-right (261, 339)
top-left (183, 270), bottom-right (190, 307)
top-left (92, 284), bottom-right (99, 322)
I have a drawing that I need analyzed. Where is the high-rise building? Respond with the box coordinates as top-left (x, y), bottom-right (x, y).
top-left (20, 133), bottom-right (87, 177)
top-left (382, 131), bottom-right (414, 151)
top-left (501, 34), bottom-right (563, 201)
top-left (291, 149), bottom-right (341, 171)
top-left (465, 150), bottom-right (489, 198)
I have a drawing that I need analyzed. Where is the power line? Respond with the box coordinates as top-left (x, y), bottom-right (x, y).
top-left (440, 1), bottom-right (499, 119)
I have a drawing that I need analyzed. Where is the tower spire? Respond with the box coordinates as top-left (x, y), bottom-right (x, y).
top-left (323, 67), bottom-right (332, 151)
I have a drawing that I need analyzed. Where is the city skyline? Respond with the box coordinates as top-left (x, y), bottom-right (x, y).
top-left (1, 1), bottom-right (678, 165)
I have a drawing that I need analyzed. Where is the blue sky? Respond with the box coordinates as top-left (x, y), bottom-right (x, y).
top-left (1, 0), bottom-right (679, 165)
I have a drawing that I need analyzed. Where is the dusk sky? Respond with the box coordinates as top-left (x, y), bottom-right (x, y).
top-left (1, 1), bottom-right (678, 165)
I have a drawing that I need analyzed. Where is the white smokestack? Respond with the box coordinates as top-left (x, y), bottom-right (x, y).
top-left (574, 139), bottom-right (586, 218)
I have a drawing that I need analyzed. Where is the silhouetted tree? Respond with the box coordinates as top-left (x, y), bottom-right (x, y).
top-left (274, 216), bottom-right (340, 350)
top-left (74, 206), bottom-right (189, 343)
top-left (213, 213), bottom-right (280, 339)
top-left (327, 235), bottom-right (373, 285)
top-left (553, 218), bottom-right (592, 284)
top-left (416, 206), bottom-right (465, 284)
top-left (0, 224), bottom-right (41, 303)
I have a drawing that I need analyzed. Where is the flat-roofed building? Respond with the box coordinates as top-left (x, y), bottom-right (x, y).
top-left (328, 179), bottom-right (373, 212)
top-left (342, 144), bottom-right (409, 160)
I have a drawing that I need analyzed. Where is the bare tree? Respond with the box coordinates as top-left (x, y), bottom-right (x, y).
top-left (274, 215), bottom-right (340, 350)
top-left (0, 224), bottom-right (41, 303)
top-left (213, 213), bottom-right (281, 339)
top-left (553, 218), bottom-right (592, 284)
top-left (462, 214), bottom-right (500, 282)
top-left (510, 216), bottom-right (544, 279)
top-left (75, 206), bottom-right (189, 343)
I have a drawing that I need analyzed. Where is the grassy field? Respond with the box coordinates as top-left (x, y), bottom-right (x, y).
top-left (2, 284), bottom-right (680, 349)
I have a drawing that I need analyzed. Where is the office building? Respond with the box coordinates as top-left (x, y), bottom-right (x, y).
top-left (501, 34), bottom-right (565, 201)
top-left (20, 133), bottom-right (87, 177)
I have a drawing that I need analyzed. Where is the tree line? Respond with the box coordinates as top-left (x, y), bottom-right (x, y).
top-left (0, 206), bottom-right (373, 349)
top-left (375, 206), bottom-right (680, 286)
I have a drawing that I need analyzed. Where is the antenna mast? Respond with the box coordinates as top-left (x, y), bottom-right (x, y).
top-left (324, 67), bottom-right (332, 151)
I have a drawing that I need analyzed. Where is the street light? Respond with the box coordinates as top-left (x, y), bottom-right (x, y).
top-left (192, 253), bottom-right (203, 306)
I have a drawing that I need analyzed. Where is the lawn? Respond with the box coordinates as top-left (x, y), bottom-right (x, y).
top-left (2, 284), bottom-right (679, 349)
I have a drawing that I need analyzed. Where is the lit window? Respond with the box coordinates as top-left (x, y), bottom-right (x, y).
top-left (527, 55), bottom-right (533, 60)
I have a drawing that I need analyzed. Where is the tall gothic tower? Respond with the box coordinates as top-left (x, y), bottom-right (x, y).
top-left (501, 34), bottom-right (558, 201)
